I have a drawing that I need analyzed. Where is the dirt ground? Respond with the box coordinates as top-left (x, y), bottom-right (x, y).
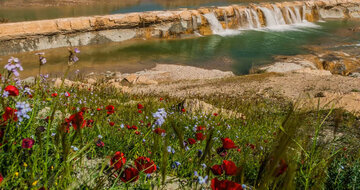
top-left (129, 69), bottom-right (360, 114)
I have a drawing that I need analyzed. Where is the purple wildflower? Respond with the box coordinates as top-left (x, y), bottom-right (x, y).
top-left (35, 52), bottom-right (47, 65)
top-left (5, 57), bottom-right (23, 77)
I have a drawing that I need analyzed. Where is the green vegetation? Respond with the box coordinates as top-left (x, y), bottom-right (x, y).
top-left (0, 51), bottom-right (359, 189)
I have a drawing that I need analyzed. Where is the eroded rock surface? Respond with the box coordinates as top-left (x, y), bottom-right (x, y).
top-left (1, 0), bottom-right (360, 55)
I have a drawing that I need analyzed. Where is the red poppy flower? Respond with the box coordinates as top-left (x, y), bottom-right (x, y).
top-left (211, 165), bottom-right (223, 175)
top-left (222, 160), bottom-right (238, 176)
top-left (86, 119), bottom-right (94, 127)
top-left (22, 138), bottom-right (35, 149)
top-left (110, 151), bottom-right (126, 170)
top-left (109, 121), bottom-right (115, 126)
top-left (221, 138), bottom-right (237, 149)
top-left (81, 107), bottom-right (88, 112)
top-left (64, 92), bottom-right (70, 97)
top-left (195, 133), bottom-right (206, 141)
top-left (2, 107), bottom-right (18, 122)
top-left (181, 108), bottom-right (186, 113)
top-left (137, 104), bottom-right (144, 109)
top-left (135, 131), bottom-right (140, 135)
top-left (67, 111), bottom-right (86, 130)
top-left (211, 178), bottom-right (243, 190)
top-left (213, 113), bottom-right (218, 116)
top-left (131, 125), bottom-right (138, 130)
top-left (159, 97), bottom-right (164, 101)
top-left (275, 159), bottom-right (288, 177)
top-left (51, 93), bottom-right (58, 97)
top-left (154, 128), bottom-right (166, 135)
top-left (96, 139), bottom-right (105, 147)
top-left (196, 126), bottom-right (206, 131)
top-left (138, 110), bottom-right (142, 114)
top-left (4, 85), bottom-right (19, 96)
top-left (0, 173), bottom-right (3, 184)
top-left (106, 105), bottom-right (115, 115)
top-left (247, 143), bottom-right (255, 150)
top-left (187, 138), bottom-right (196, 145)
top-left (134, 157), bottom-right (156, 174)
top-left (96, 108), bottom-right (102, 111)
top-left (120, 167), bottom-right (139, 183)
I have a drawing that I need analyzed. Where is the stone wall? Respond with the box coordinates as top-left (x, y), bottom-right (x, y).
top-left (0, 0), bottom-right (360, 55)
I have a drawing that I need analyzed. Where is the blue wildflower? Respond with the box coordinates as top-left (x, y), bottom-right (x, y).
top-left (167, 146), bottom-right (175, 154)
top-left (15, 101), bottom-right (32, 122)
top-left (71, 146), bottom-right (79, 151)
top-left (172, 161), bottom-right (181, 169)
top-left (2, 90), bottom-right (9, 98)
top-left (197, 150), bottom-right (203, 157)
top-left (198, 175), bottom-right (208, 184)
top-left (153, 108), bottom-right (167, 127)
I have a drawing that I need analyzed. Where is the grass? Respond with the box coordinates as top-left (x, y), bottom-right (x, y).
top-left (0, 51), bottom-right (359, 189)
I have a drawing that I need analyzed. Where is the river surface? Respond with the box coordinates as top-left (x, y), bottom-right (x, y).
top-left (0, 0), bottom-right (296, 22)
top-left (1, 20), bottom-right (359, 78)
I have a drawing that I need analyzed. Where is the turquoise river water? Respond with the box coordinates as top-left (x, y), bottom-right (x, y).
top-left (1, 20), bottom-right (359, 77)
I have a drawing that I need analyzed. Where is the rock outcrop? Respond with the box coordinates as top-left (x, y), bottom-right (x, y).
top-left (259, 47), bottom-right (360, 76)
top-left (1, 0), bottom-right (360, 55)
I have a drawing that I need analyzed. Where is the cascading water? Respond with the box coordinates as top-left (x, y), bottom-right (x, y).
top-left (203, 12), bottom-right (240, 36)
top-left (244, 9), bottom-right (255, 29)
top-left (294, 6), bottom-right (302, 23)
top-left (203, 12), bottom-right (225, 34)
top-left (273, 5), bottom-right (286, 25)
top-left (253, 5), bottom-right (317, 30)
top-left (287, 7), bottom-right (298, 23)
top-left (284, 7), bottom-right (293, 24)
top-left (223, 10), bottom-right (228, 29)
top-left (192, 15), bottom-right (198, 30)
top-left (201, 4), bottom-right (318, 35)
top-left (302, 5), bottom-right (306, 21)
top-left (251, 9), bottom-right (261, 28)
top-left (259, 7), bottom-right (279, 27)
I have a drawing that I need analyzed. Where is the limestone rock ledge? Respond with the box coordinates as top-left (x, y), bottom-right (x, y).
top-left (1, 0), bottom-right (360, 55)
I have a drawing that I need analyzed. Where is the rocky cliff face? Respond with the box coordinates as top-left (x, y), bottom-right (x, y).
top-left (0, 0), bottom-right (360, 55)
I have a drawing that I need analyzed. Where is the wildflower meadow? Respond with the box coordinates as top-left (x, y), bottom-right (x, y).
top-left (0, 49), bottom-right (359, 189)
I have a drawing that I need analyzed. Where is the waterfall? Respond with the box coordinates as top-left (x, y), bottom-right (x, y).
top-left (192, 15), bottom-right (198, 30)
top-left (294, 6), bottom-right (302, 23)
top-left (223, 10), bottom-right (228, 29)
top-left (200, 4), bottom-right (318, 35)
top-left (259, 7), bottom-right (278, 27)
top-left (273, 5), bottom-right (286, 25)
top-left (203, 12), bottom-right (225, 34)
top-left (251, 9), bottom-right (261, 28)
top-left (234, 8), bottom-right (241, 26)
top-left (287, 7), bottom-right (298, 23)
top-left (284, 7), bottom-right (293, 24)
top-left (203, 12), bottom-right (240, 36)
top-left (244, 9), bottom-right (255, 28)
top-left (302, 5), bottom-right (306, 21)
